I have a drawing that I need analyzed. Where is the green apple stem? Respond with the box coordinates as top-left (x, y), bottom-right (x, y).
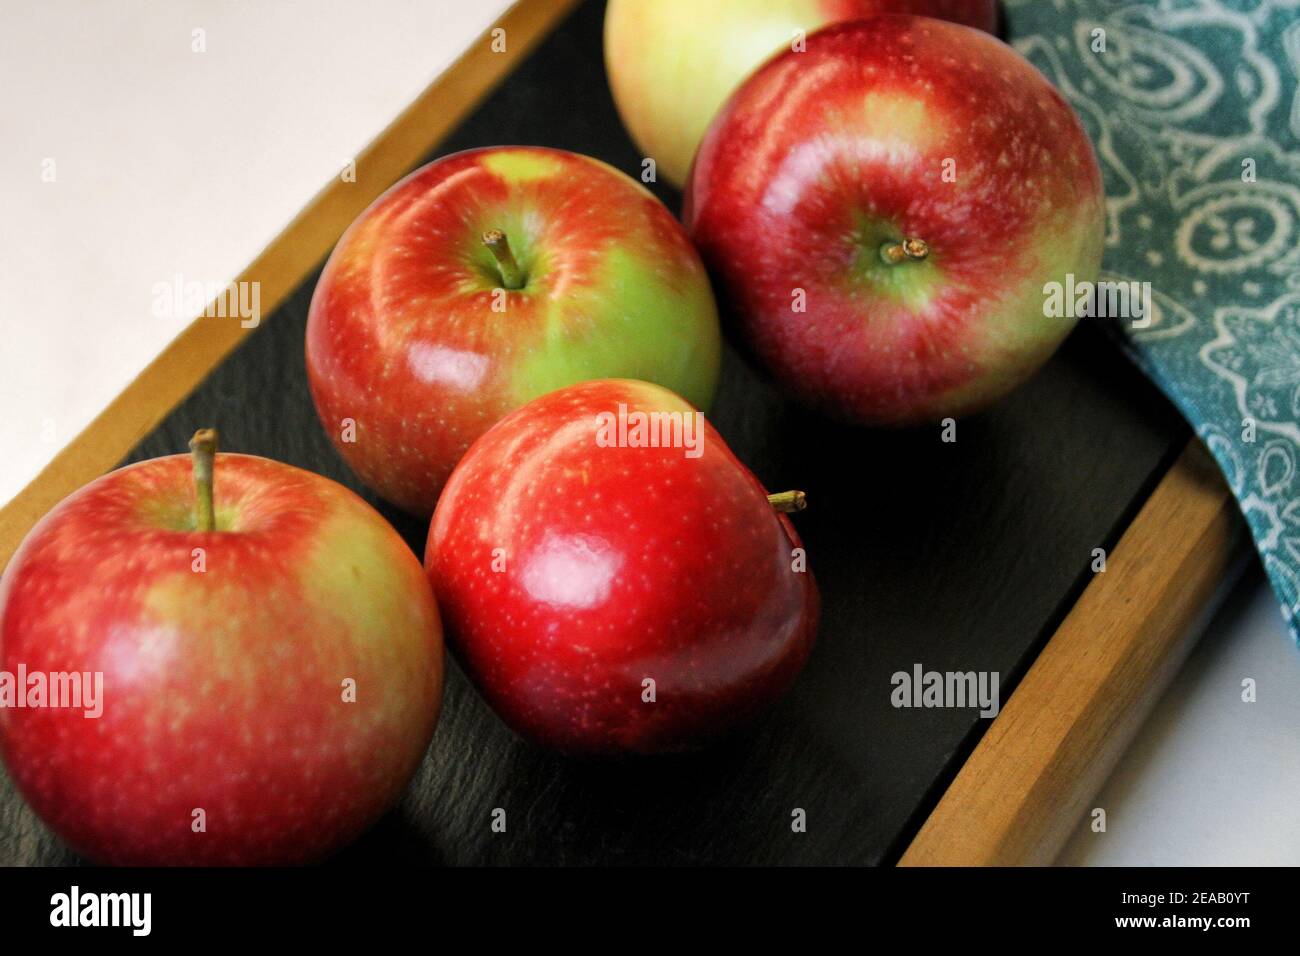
top-left (767, 490), bottom-right (807, 513)
top-left (482, 229), bottom-right (526, 290)
top-left (188, 428), bottom-right (218, 532)
top-left (879, 237), bottom-right (929, 266)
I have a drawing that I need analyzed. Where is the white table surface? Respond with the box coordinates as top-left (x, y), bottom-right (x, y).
top-left (0, 0), bottom-right (509, 505)
top-left (2, 0), bottom-right (1297, 867)
top-left (1059, 565), bottom-right (1300, 866)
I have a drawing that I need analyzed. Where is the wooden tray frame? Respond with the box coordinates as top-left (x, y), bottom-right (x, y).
top-left (0, 0), bottom-right (1247, 866)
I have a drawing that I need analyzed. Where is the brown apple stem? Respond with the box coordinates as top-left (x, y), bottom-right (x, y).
top-left (879, 237), bottom-right (929, 265)
top-left (188, 428), bottom-right (218, 532)
top-left (482, 229), bottom-right (526, 290)
top-left (767, 490), bottom-right (807, 513)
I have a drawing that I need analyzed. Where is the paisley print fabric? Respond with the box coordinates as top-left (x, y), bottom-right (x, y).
top-left (1009, 0), bottom-right (1300, 641)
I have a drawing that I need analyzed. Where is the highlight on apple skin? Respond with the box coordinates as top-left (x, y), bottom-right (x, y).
top-left (0, 434), bottom-right (444, 865)
top-left (306, 145), bottom-right (723, 517)
top-left (425, 379), bottom-right (819, 755)
top-left (604, 0), bottom-right (998, 189)
top-left (683, 16), bottom-right (1107, 425)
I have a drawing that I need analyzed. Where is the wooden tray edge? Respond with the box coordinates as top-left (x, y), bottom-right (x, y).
top-left (899, 438), bottom-right (1248, 866)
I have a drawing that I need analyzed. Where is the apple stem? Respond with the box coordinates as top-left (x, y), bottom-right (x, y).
top-left (879, 237), bottom-right (929, 266)
top-left (767, 490), bottom-right (807, 513)
top-left (482, 229), bottom-right (526, 290)
top-left (188, 428), bottom-right (218, 532)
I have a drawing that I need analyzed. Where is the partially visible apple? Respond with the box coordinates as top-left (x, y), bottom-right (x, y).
top-left (0, 431), bottom-right (443, 865)
top-left (306, 146), bottom-right (722, 516)
top-left (604, 0), bottom-right (998, 188)
top-left (425, 379), bottom-right (819, 755)
top-left (684, 17), bottom-right (1106, 424)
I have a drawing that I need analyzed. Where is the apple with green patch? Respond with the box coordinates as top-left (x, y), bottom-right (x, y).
top-left (604, 0), bottom-right (998, 188)
top-left (0, 431), bottom-right (443, 865)
top-left (306, 146), bottom-right (722, 515)
top-left (684, 17), bottom-right (1106, 423)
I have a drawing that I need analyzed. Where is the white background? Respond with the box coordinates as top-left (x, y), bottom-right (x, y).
top-left (1061, 568), bottom-right (1300, 865)
top-left (0, 0), bottom-right (510, 504)
top-left (0, 0), bottom-right (1296, 866)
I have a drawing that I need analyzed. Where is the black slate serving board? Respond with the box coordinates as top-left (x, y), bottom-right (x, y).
top-left (0, 0), bottom-right (1187, 866)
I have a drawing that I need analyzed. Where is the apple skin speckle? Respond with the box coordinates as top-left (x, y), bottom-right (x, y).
top-left (426, 379), bottom-right (819, 755)
top-left (0, 453), bottom-right (443, 865)
top-left (306, 146), bottom-right (722, 518)
top-left (684, 16), bottom-right (1106, 425)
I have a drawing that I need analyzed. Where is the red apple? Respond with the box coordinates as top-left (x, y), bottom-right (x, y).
top-left (425, 379), bottom-right (818, 754)
top-left (605, 0), bottom-right (998, 187)
top-left (0, 431), bottom-right (443, 865)
top-left (684, 17), bottom-right (1106, 424)
top-left (306, 146), bottom-right (722, 517)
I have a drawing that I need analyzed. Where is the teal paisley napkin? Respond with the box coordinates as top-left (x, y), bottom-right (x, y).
top-left (1008, 0), bottom-right (1300, 640)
